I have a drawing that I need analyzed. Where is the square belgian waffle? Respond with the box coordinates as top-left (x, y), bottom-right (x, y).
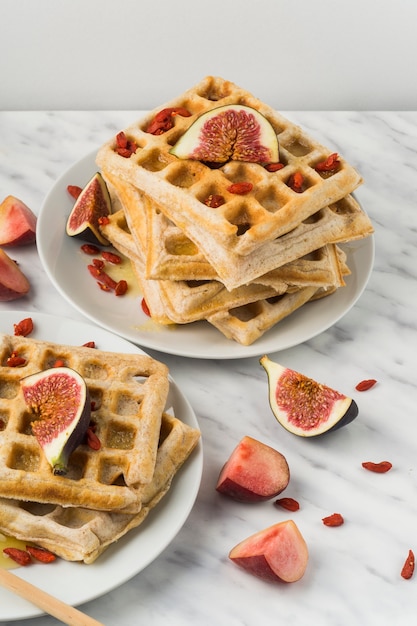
top-left (96, 76), bottom-right (365, 288)
top-left (0, 334), bottom-right (169, 513)
top-left (103, 170), bottom-right (372, 290)
top-left (0, 412), bottom-right (200, 563)
top-left (100, 208), bottom-right (348, 327)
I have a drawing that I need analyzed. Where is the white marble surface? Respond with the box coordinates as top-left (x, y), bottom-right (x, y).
top-left (0, 110), bottom-right (417, 625)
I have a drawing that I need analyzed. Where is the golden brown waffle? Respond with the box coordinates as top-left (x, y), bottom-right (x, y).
top-left (96, 76), bottom-right (364, 286)
top-left (0, 334), bottom-right (169, 512)
top-left (102, 169), bottom-right (372, 290)
top-left (0, 412), bottom-right (200, 563)
top-left (100, 208), bottom-right (347, 326)
top-left (207, 287), bottom-right (321, 346)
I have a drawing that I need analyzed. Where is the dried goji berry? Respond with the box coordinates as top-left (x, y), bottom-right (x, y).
top-left (322, 513), bottom-right (344, 527)
top-left (53, 359), bottom-right (65, 368)
top-left (67, 185), bottom-right (83, 199)
top-left (86, 427), bottom-right (101, 450)
top-left (265, 162), bottom-right (284, 172)
top-left (315, 153), bottom-right (340, 173)
top-left (3, 547), bottom-right (31, 566)
top-left (401, 549), bottom-right (415, 579)
top-left (26, 545), bottom-right (56, 563)
top-left (82, 341), bottom-right (96, 348)
top-left (146, 107), bottom-right (191, 135)
top-left (13, 317), bottom-right (33, 337)
top-left (274, 497), bottom-right (300, 511)
top-left (93, 258), bottom-right (105, 269)
top-left (362, 461), bottom-right (392, 473)
top-left (80, 243), bottom-right (100, 255)
top-left (355, 379), bottom-right (377, 391)
top-left (98, 216), bottom-right (110, 226)
top-left (287, 172), bottom-right (305, 192)
top-left (102, 251), bottom-right (122, 264)
top-left (6, 353), bottom-right (26, 367)
top-left (115, 131), bottom-right (137, 157)
top-left (227, 182), bottom-right (253, 195)
top-left (115, 280), bottom-right (128, 296)
top-left (141, 298), bottom-right (151, 317)
top-left (204, 194), bottom-right (225, 208)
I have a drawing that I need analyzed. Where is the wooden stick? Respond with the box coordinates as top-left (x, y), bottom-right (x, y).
top-left (0, 568), bottom-right (105, 626)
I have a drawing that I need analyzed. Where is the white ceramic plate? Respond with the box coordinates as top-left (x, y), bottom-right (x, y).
top-left (37, 151), bottom-right (374, 359)
top-left (0, 310), bottom-right (202, 621)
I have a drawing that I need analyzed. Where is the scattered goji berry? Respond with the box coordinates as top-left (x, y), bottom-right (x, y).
top-left (401, 549), bottom-right (415, 580)
top-left (92, 258), bottom-right (105, 269)
top-left (315, 153), bottom-right (340, 173)
top-left (362, 461), bottom-right (392, 473)
top-left (227, 182), bottom-right (253, 195)
top-left (26, 545), bottom-right (56, 563)
top-left (274, 497), bottom-right (300, 511)
top-left (265, 162), bottom-right (284, 172)
top-left (115, 131), bottom-right (137, 157)
top-left (3, 547), bottom-right (31, 566)
top-left (86, 427), bottom-right (101, 450)
top-left (13, 317), bottom-right (33, 337)
top-left (98, 216), bottom-right (110, 226)
top-left (322, 513), bottom-right (344, 527)
top-left (355, 379), bottom-right (377, 391)
top-left (146, 107), bottom-right (191, 135)
top-left (6, 352), bottom-right (26, 367)
top-left (82, 341), bottom-right (96, 348)
top-left (53, 359), bottom-right (65, 368)
top-left (115, 280), bottom-right (128, 296)
top-left (287, 171), bottom-right (305, 193)
top-left (67, 185), bottom-right (83, 199)
top-left (80, 243), bottom-right (100, 255)
top-left (102, 251), bottom-right (122, 264)
top-left (141, 298), bottom-right (151, 317)
top-left (204, 194), bottom-right (225, 208)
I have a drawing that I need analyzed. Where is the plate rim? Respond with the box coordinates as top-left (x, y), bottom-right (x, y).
top-left (0, 310), bottom-right (203, 621)
top-left (37, 150), bottom-right (375, 360)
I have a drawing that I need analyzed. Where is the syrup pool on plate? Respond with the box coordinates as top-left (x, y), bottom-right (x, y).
top-left (0, 534), bottom-right (29, 569)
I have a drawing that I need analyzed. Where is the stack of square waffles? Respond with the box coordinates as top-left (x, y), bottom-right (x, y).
top-left (0, 333), bottom-right (200, 563)
top-left (96, 76), bottom-right (374, 345)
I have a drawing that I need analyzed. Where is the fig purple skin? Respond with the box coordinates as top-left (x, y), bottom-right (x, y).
top-left (21, 367), bottom-right (91, 474)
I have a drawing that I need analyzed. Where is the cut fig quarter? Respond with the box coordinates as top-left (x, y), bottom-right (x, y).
top-left (216, 436), bottom-right (290, 503)
top-left (229, 520), bottom-right (308, 583)
top-left (66, 172), bottom-right (111, 246)
top-left (21, 367), bottom-right (91, 475)
top-left (260, 355), bottom-right (359, 437)
top-left (169, 104), bottom-right (279, 164)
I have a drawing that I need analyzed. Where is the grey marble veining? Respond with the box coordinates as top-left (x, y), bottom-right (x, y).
top-left (1, 111), bottom-right (417, 625)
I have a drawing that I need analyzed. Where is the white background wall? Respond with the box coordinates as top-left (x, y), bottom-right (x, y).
top-left (1, 0), bottom-right (417, 111)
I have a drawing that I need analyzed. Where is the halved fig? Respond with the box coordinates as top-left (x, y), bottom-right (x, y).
top-left (0, 196), bottom-right (37, 246)
top-left (66, 172), bottom-right (111, 246)
top-left (216, 436), bottom-right (290, 502)
top-left (229, 520), bottom-right (308, 583)
top-left (169, 104), bottom-right (279, 164)
top-left (21, 367), bottom-right (91, 474)
top-left (0, 249), bottom-right (30, 301)
top-left (260, 355), bottom-right (358, 437)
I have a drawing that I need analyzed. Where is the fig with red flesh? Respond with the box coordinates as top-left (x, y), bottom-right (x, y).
top-left (216, 435), bottom-right (290, 502)
top-left (0, 196), bottom-right (37, 246)
top-left (169, 104), bottom-right (279, 164)
top-left (66, 172), bottom-right (111, 246)
top-left (0, 249), bottom-right (30, 301)
top-left (229, 520), bottom-right (308, 583)
top-left (260, 355), bottom-right (358, 437)
top-left (21, 367), bottom-right (91, 475)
